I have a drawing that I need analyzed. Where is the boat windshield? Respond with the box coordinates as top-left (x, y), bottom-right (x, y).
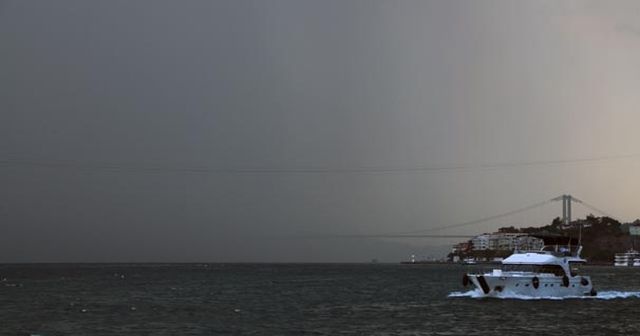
top-left (540, 245), bottom-right (579, 257)
top-left (569, 261), bottom-right (583, 276)
top-left (502, 264), bottom-right (565, 276)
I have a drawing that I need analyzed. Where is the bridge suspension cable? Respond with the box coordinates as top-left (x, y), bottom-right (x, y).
top-left (1, 152), bottom-right (640, 175)
top-left (338, 198), bottom-right (556, 239)
top-left (571, 197), bottom-right (616, 220)
top-left (337, 195), bottom-right (617, 239)
top-left (390, 199), bottom-right (553, 235)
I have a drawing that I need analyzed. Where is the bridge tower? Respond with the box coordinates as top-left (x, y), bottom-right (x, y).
top-left (553, 194), bottom-right (575, 227)
top-left (562, 194), bottom-right (572, 227)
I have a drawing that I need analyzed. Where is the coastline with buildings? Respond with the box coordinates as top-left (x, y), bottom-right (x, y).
top-left (449, 231), bottom-right (544, 263)
top-left (450, 215), bottom-right (640, 264)
top-left (400, 196), bottom-right (640, 265)
top-left (403, 215), bottom-right (640, 265)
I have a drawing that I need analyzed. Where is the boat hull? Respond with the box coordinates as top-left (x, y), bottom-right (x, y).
top-left (466, 273), bottom-right (595, 297)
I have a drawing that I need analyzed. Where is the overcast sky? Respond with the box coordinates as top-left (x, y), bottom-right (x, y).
top-left (2, 0), bottom-right (640, 262)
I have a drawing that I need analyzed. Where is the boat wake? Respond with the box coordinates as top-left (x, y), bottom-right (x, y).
top-left (448, 289), bottom-right (640, 300)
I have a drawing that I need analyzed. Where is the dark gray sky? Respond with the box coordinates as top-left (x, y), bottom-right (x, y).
top-left (2, 0), bottom-right (640, 262)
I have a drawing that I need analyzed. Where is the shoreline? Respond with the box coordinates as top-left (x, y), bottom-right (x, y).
top-left (400, 261), bottom-right (618, 266)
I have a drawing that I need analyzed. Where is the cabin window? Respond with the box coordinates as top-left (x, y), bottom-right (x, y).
top-left (569, 262), bottom-right (583, 277)
top-left (538, 265), bottom-right (565, 276)
top-left (502, 264), bottom-right (566, 276)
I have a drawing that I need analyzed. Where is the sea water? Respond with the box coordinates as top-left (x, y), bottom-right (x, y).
top-left (1, 263), bottom-right (639, 335)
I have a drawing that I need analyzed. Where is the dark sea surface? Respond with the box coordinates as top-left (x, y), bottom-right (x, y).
top-left (1, 263), bottom-right (640, 335)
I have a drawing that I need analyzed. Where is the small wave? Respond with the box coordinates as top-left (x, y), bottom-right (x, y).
top-left (448, 289), bottom-right (640, 300)
top-left (597, 291), bottom-right (640, 299)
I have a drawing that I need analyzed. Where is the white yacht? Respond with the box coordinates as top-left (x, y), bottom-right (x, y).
top-left (614, 250), bottom-right (640, 267)
top-left (462, 243), bottom-right (596, 297)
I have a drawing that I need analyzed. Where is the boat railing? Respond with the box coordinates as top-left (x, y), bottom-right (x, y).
top-left (538, 245), bottom-right (582, 257)
top-left (466, 266), bottom-right (503, 276)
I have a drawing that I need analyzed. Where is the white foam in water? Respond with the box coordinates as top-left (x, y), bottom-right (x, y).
top-left (448, 289), bottom-right (640, 300)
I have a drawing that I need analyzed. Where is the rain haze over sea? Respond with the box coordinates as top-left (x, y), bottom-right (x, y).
top-left (4, 0), bottom-right (640, 263)
top-left (3, 0), bottom-right (640, 335)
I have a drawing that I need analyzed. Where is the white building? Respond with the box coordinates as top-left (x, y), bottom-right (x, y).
top-left (471, 234), bottom-right (491, 250)
top-left (469, 233), bottom-right (543, 252)
top-left (514, 235), bottom-right (544, 251)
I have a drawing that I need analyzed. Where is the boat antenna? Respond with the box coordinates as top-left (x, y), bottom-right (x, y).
top-left (578, 219), bottom-right (582, 246)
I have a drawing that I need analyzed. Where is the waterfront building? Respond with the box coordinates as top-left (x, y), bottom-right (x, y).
top-left (469, 233), bottom-right (543, 252)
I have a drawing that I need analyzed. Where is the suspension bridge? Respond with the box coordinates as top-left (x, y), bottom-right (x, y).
top-left (333, 194), bottom-right (616, 239)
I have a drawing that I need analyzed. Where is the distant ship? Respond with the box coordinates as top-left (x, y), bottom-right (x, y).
top-left (614, 250), bottom-right (640, 267)
top-left (400, 254), bottom-right (446, 264)
top-left (462, 257), bottom-right (477, 265)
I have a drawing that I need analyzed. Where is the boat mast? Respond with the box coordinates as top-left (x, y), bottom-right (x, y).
top-left (578, 218), bottom-right (582, 247)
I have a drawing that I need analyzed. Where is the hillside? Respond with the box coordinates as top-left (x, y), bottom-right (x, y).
top-left (514, 215), bottom-right (639, 262)
top-left (456, 215), bottom-right (640, 263)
